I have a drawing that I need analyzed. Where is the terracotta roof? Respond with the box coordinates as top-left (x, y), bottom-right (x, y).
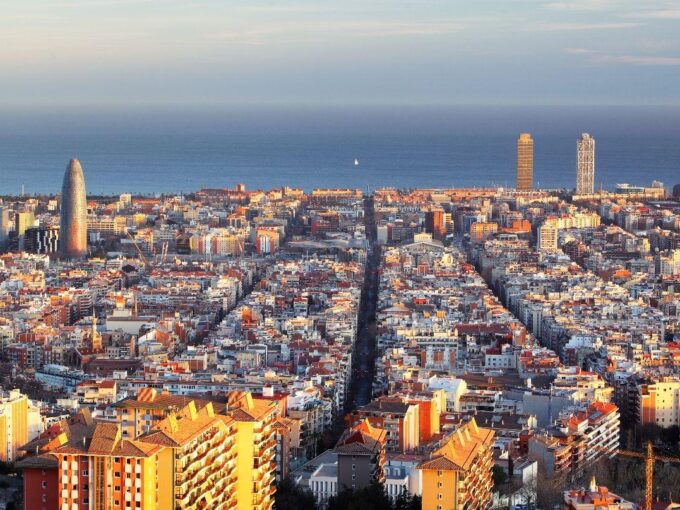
top-left (418, 456), bottom-right (464, 471)
top-left (16, 453), bottom-right (59, 470)
top-left (141, 402), bottom-right (227, 447)
top-left (418, 418), bottom-right (494, 472)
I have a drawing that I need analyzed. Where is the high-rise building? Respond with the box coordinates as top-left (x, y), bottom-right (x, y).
top-left (227, 391), bottom-right (279, 510)
top-left (425, 210), bottom-right (447, 240)
top-left (0, 206), bottom-right (10, 241)
top-left (24, 226), bottom-right (60, 254)
top-left (576, 133), bottom-right (595, 195)
top-left (638, 378), bottom-right (680, 426)
top-left (417, 418), bottom-right (494, 510)
top-left (60, 158), bottom-right (88, 258)
top-left (0, 390), bottom-right (29, 462)
top-left (19, 391), bottom-right (280, 510)
top-left (14, 210), bottom-right (35, 237)
top-left (538, 221), bottom-right (559, 251)
top-left (516, 133), bottom-right (534, 191)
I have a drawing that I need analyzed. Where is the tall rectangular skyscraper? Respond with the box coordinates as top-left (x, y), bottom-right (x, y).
top-left (576, 133), bottom-right (595, 195)
top-left (516, 133), bottom-right (534, 191)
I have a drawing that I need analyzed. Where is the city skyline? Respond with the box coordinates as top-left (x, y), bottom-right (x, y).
top-left (1, 2), bottom-right (679, 510)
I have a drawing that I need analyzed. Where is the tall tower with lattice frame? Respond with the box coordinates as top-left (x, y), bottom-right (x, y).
top-left (576, 133), bottom-right (595, 195)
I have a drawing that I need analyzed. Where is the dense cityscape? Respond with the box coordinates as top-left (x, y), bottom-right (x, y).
top-left (0, 132), bottom-right (678, 510)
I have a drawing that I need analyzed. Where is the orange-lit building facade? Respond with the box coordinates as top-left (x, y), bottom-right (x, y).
top-left (418, 419), bottom-right (495, 510)
top-left (516, 133), bottom-right (534, 191)
top-left (639, 378), bottom-right (680, 427)
top-left (19, 390), bottom-right (279, 510)
top-left (470, 222), bottom-right (499, 244)
top-left (425, 210), bottom-right (448, 240)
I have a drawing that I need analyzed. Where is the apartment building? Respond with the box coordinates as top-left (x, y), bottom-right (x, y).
top-left (347, 398), bottom-right (420, 453)
top-left (20, 390), bottom-right (279, 510)
top-left (638, 378), bottom-right (680, 427)
top-left (0, 389), bottom-right (29, 462)
top-left (417, 418), bottom-right (495, 510)
top-left (334, 419), bottom-right (387, 492)
top-left (226, 391), bottom-right (279, 510)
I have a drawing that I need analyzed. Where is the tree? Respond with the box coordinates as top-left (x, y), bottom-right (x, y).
top-left (274, 476), bottom-right (318, 510)
top-left (492, 465), bottom-right (508, 488)
top-left (514, 475), bottom-right (537, 510)
top-left (394, 492), bottom-right (422, 510)
top-left (327, 483), bottom-right (394, 510)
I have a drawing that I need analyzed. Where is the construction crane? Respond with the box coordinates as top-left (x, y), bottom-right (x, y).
top-left (615, 441), bottom-right (680, 510)
top-left (161, 241), bottom-right (169, 264)
top-left (126, 231), bottom-right (149, 269)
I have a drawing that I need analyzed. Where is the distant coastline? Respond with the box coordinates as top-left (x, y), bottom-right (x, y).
top-left (0, 105), bottom-right (678, 195)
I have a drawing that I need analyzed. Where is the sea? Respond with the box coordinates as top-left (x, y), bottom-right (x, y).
top-left (0, 105), bottom-right (678, 196)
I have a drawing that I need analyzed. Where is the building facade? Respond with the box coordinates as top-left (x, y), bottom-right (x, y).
top-left (60, 158), bottom-right (88, 258)
top-left (576, 133), bottom-right (595, 195)
top-left (417, 419), bottom-right (495, 510)
top-left (516, 133), bottom-right (534, 191)
top-left (0, 389), bottom-right (29, 462)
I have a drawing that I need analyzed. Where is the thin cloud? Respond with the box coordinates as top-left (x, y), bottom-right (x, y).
top-left (532, 22), bottom-right (640, 31)
top-left (565, 47), bottom-right (680, 65)
top-left (623, 9), bottom-right (680, 19)
top-left (564, 47), bottom-right (597, 54)
top-left (600, 54), bottom-right (680, 65)
top-left (208, 20), bottom-right (467, 44)
top-left (543, 1), bottom-right (623, 11)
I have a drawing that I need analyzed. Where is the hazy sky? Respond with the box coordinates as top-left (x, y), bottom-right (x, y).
top-left (2, 0), bottom-right (680, 106)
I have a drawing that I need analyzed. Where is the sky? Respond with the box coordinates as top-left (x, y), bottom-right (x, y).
top-left (2, 0), bottom-right (680, 106)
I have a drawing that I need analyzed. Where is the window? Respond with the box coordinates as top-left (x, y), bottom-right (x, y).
top-left (42, 481), bottom-right (47, 489)
top-left (82, 470), bottom-right (88, 476)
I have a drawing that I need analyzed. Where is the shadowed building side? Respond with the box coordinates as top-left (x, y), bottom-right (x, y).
top-left (59, 158), bottom-right (88, 258)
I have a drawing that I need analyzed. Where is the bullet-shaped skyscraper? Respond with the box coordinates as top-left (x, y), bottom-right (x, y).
top-left (60, 158), bottom-right (88, 258)
top-left (576, 133), bottom-right (595, 195)
top-left (516, 133), bottom-right (534, 191)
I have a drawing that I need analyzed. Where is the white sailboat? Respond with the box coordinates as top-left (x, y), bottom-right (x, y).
top-left (354, 158), bottom-right (359, 166)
